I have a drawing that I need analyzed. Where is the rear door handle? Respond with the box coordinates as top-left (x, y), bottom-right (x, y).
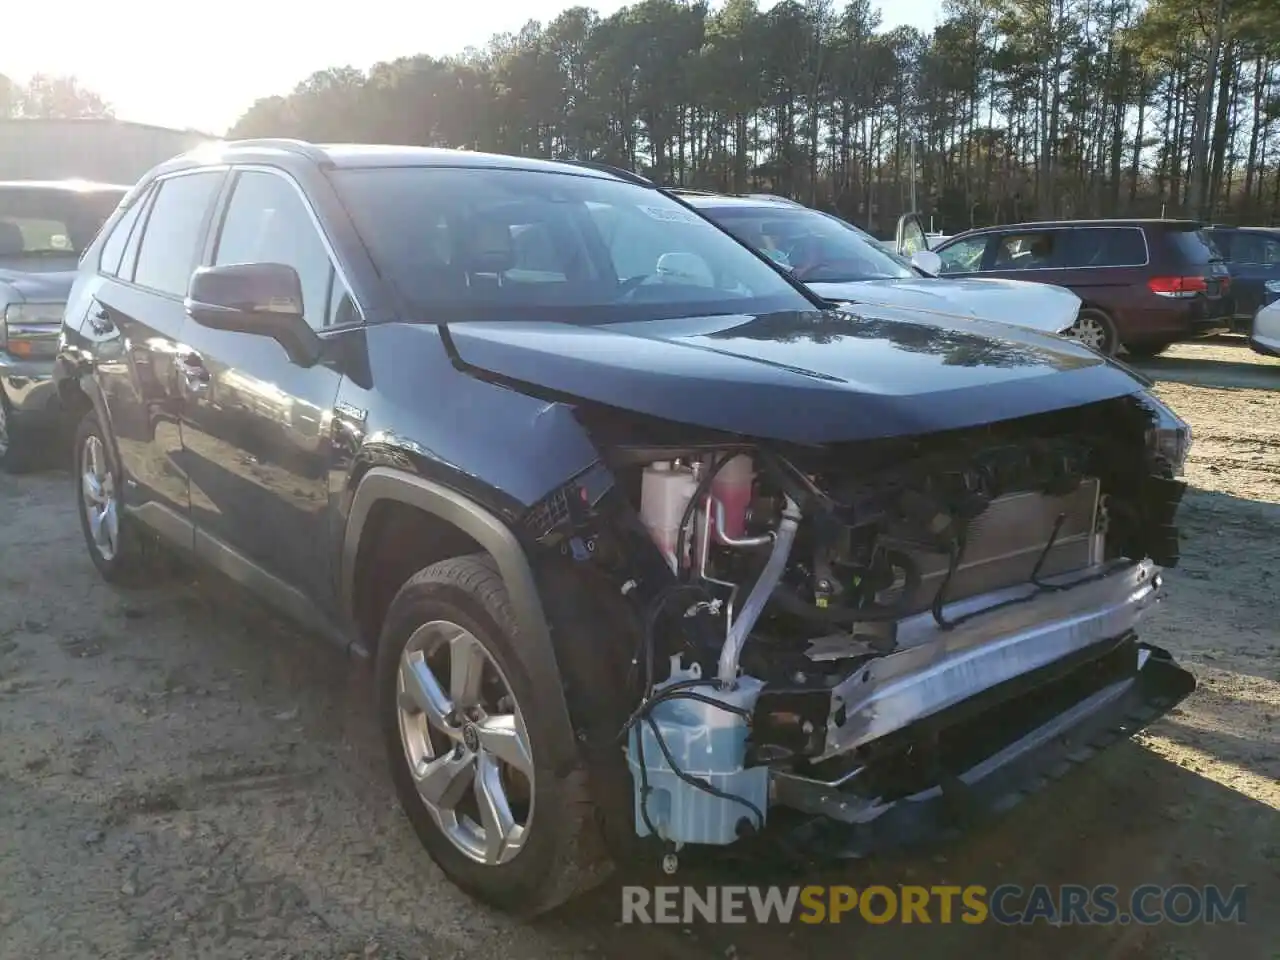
top-left (88, 303), bottom-right (114, 335)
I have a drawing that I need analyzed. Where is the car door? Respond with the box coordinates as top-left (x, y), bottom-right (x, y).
top-left (175, 166), bottom-right (352, 615)
top-left (1051, 226), bottom-right (1147, 327)
top-left (895, 213), bottom-right (930, 257)
top-left (86, 169), bottom-right (226, 542)
top-left (1219, 230), bottom-right (1280, 321)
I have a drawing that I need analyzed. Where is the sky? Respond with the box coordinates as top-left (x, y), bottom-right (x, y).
top-left (5, 0), bottom-right (943, 136)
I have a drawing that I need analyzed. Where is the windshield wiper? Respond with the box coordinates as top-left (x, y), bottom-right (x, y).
top-left (614, 274), bottom-right (651, 297)
top-left (2, 248), bottom-right (80, 258)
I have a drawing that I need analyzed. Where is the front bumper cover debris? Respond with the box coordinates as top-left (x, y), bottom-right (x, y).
top-left (775, 641), bottom-right (1195, 860)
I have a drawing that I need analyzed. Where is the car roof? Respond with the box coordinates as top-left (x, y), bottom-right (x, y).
top-left (957, 218), bottom-right (1202, 233)
top-left (0, 179), bottom-right (130, 193)
top-left (1210, 224), bottom-right (1280, 233)
top-left (673, 190), bottom-right (803, 210)
top-left (163, 139), bottom-right (646, 184)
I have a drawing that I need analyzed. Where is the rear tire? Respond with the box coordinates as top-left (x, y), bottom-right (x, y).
top-left (73, 410), bottom-right (153, 585)
top-left (375, 553), bottom-right (610, 916)
top-left (0, 393), bottom-right (32, 474)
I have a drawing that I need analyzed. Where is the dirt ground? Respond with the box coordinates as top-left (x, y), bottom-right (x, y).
top-left (1, 339), bottom-right (1276, 960)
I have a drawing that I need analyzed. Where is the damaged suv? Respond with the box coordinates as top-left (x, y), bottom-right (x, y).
top-left (54, 140), bottom-right (1196, 915)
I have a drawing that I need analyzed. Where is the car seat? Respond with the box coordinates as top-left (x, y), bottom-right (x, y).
top-left (0, 220), bottom-right (25, 256)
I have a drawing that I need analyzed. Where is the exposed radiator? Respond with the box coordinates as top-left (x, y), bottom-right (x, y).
top-left (881, 478), bottom-right (1102, 615)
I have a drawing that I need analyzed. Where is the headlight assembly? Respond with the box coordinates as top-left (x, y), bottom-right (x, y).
top-left (1137, 391), bottom-right (1192, 476)
top-left (1, 302), bottom-right (66, 358)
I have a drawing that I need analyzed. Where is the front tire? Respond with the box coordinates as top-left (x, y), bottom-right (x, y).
top-left (375, 553), bottom-right (610, 916)
top-left (1067, 307), bottom-right (1119, 356)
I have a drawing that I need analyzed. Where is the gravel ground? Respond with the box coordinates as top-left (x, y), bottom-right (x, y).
top-left (1, 341), bottom-right (1276, 960)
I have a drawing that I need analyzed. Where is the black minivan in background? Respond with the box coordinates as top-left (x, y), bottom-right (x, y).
top-left (919, 218), bottom-right (1233, 357)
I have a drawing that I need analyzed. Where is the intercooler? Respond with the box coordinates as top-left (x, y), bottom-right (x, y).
top-left (881, 478), bottom-right (1102, 616)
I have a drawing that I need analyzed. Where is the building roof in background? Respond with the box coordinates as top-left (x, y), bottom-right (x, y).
top-left (0, 116), bottom-right (218, 139)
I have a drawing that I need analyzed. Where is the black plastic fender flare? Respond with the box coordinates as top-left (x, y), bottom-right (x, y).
top-left (340, 467), bottom-right (580, 776)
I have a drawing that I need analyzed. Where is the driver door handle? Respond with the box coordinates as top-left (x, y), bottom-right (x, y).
top-left (88, 304), bottom-right (115, 335)
top-left (181, 352), bottom-right (211, 394)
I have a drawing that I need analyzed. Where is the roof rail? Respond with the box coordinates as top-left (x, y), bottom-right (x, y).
top-left (743, 192), bottom-right (803, 207)
top-left (558, 159), bottom-right (654, 187)
top-left (220, 138), bottom-right (332, 165)
top-left (666, 187), bottom-right (720, 196)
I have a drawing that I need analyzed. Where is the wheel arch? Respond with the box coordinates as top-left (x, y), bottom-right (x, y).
top-left (341, 467), bottom-right (580, 775)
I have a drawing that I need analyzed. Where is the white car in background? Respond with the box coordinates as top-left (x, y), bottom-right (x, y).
top-left (1250, 297), bottom-right (1280, 357)
top-left (677, 191), bottom-right (1082, 339)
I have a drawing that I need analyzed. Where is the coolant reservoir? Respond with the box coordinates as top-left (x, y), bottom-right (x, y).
top-left (710, 454), bottom-right (754, 540)
top-left (640, 462), bottom-right (698, 573)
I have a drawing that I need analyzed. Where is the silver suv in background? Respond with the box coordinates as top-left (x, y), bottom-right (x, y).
top-left (0, 180), bottom-right (127, 470)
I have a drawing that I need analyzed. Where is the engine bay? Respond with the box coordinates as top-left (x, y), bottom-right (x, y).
top-left (525, 392), bottom-right (1190, 856)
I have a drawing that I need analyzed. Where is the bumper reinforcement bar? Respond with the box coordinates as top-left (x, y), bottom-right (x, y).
top-left (776, 642), bottom-right (1195, 859)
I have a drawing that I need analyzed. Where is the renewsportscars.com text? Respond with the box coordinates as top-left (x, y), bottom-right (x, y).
top-left (621, 884), bottom-right (1249, 925)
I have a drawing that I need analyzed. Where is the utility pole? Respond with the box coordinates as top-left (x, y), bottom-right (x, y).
top-left (909, 137), bottom-right (918, 213)
top-left (1186, 0), bottom-right (1228, 219)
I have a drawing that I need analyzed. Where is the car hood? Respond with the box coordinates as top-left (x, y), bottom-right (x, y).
top-left (0, 260), bottom-right (79, 303)
top-left (444, 305), bottom-right (1145, 445)
top-left (808, 277), bottom-right (1080, 335)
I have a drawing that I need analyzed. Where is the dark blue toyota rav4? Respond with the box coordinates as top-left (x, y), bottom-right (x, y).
top-left (54, 139), bottom-right (1196, 914)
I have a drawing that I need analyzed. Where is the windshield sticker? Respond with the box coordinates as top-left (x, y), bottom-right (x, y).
top-left (639, 206), bottom-right (705, 225)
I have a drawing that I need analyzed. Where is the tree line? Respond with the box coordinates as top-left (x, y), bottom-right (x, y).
top-left (0, 74), bottom-right (113, 122)
top-left (8, 0), bottom-right (1280, 235)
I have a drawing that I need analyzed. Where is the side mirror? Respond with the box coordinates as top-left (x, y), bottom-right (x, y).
top-left (185, 263), bottom-right (322, 367)
top-left (910, 250), bottom-right (944, 277)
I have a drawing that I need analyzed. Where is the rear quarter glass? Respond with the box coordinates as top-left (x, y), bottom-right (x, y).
top-left (1164, 227), bottom-right (1220, 266)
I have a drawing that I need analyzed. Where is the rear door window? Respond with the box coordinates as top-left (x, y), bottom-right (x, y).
top-left (1062, 227), bottom-right (1148, 268)
top-left (98, 188), bottom-right (152, 277)
top-left (992, 231), bottom-right (1061, 271)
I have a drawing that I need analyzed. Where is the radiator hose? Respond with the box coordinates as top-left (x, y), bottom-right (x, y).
top-left (770, 548), bottom-right (923, 625)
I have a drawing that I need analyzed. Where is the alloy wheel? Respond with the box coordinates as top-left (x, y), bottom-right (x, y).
top-left (81, 434), bottom-right (120, 561)
top-left (396, 620), bottom-right (534, 866)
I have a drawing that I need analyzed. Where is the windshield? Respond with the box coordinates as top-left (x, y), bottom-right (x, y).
top-left (0, 186), bottom-right (125, 258)
top-left (699, 205), bottom-right (916, 283)
top-left (331, 167), bottom-right (813, 322)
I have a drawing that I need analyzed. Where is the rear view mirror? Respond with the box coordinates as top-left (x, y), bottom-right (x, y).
top-left (656, 251), bottom-right (715, 286)
top-left (911, 250), bottom-right (943, 277)
top-left (185, 263), bottom-right (322, 367)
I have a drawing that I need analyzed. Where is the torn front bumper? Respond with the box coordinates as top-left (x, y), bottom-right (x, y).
top-left (771, 640), bottom-right (1194, 859)
top-left (821, 559), bottom-right (1163, 758)
top-left (760, 559), bottom-right (1195, 858)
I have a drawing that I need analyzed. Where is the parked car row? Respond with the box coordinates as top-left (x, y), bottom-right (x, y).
top-left (0, 179), bottom-right (129, 470)
top-left (896, 215), bottom-right (1235, 357)
top-left (670, 190), bottom-right (1084, 339)
top-left (5, 141), bottom-right (1200, 918)
top-left (1205, 224), bottom-right (1280, 328)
